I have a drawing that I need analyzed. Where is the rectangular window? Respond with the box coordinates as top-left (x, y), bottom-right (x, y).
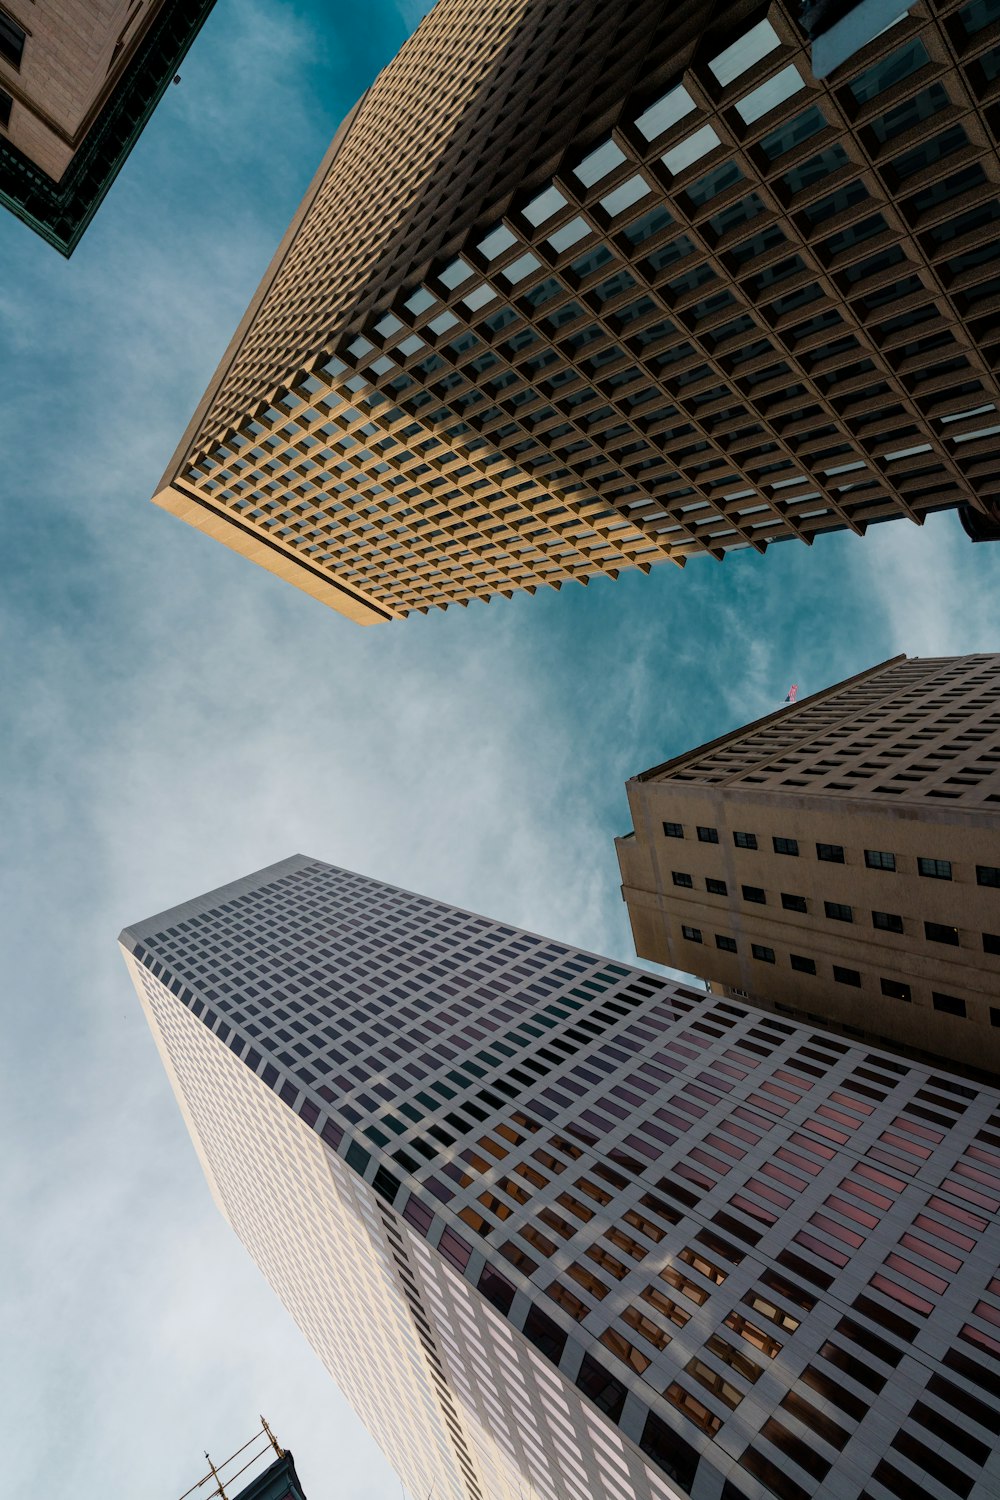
top-left (984, 933), bottom-right (1000, 955)
top-left (790, 954), bottom-right (817, 974)
top-left (933, 993), bottom-right (967, 1017)
top-left (833, 966), bottom-right (862, 987)
top-left (0, 86), bottom-right (10, 130)
top-left (698, 826), bottom-right (720, 843)
top-left (752, 944), bottom-right (776, 963)
top-left (918, 857), bottom-right (952, 880)
top-left (672, 871), bottom-right (694, 888)
top-left (0, 13), bottom-right (25, 69)
top-left (743, 885), bottom-right (766, 904)
top-left (706, 877), bottom-right (728, 896)
top-left (663, 821), bottom-right (684, 838)
top-left (817, 843), bottom-right (844, 863)
top-left (716, 935), bottom-right (738, 953)
top-left (774, 837), bottom-right (799, 856)
top-left (977, 864), bottom-right (1000, 887)
top-left (782, 893), bottom-right (807, 913)
top-left (734, 831), bottom-right (758, 849)
top-left (682, 925), bottom-right (703, 943)
top-left (825, 902), bottom-right (853, 923)
top-left (865, 850), bottom-right (896, 871)
top-left (925, 921), bottom-right (959, 947)
top-left (873, 911), bottom-right (903, 934)
top-left (880, 977), bottom-right (912, 1001)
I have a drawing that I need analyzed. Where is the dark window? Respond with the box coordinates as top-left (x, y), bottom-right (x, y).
top-left (576, 1354), bottom-right (627, 1421)
top-left (880, 977), bottom-right (912, 1001)
top-left (925, 921), bottom-right (959, 947)
top-left (816, 843), bottom-right (844, 863)
top-left (672, 871), bottom-right (693, 888)
top-left (743, 885), bottom-right (766, 904)
top-left (918, 857), bottom-right (952, 880)
top-left (682, 925), bottom-right (703, 943)
top-left (716, 934), bottom-right (738, 953)
top-left (663, 821), bottom-right (684, 838)
top-left (697, 826), bottom-right (719, 844)
top-left (977, 865), bottom-right (1000, 887)
top-left (873, 910), bottom-right (903, 934)
top-left (639, 1410), bottom-right (700, 1489)
top-left (478, 1264), bottom-right (516, 1314)
top-left (825, 901), bottom-right (853, 923)
top-left (774, 837), bottom-right (799, 856)
top-left (991, 1008), bottom-right (1000, 1027)
top-left (706, 877), bottom-right (728, 896)
top-left (790, 954), bottom-right (816, 974)
top-left (865, 850), bottom-right (896, 871)
top-left (833, 966), bottom-right (862, 987)
top-left (0, 13), bottom-right (25, 69)
top-left (933, 992), bottom-right (967, 1017)
top-left (0, 86), bottom-right (10, 130)
top-left (984, 932), bottom-right (1000, 955)
top-left (752, 944), bottom-right (776, 963)
top-left (734, 831), bottom-right (758, 849)
top-left (522, 1304), bottom-right (567, 1361)
top-left (782, 893), bottom-right (808, 913)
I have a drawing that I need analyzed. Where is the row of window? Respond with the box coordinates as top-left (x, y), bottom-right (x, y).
top-left (663, 821), bottom-right (1000, 886)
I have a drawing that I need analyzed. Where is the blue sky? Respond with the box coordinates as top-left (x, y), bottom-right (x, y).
top-left (1, 2), bottom-right (998, 1497)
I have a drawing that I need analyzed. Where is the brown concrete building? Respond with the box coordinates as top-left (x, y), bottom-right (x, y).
top-left (617, 653), bottom-right (1000, 1076)
top-left (154, 0), bottom-right (1000, 624)
top-left (0, 0), bottom-right (217, 253)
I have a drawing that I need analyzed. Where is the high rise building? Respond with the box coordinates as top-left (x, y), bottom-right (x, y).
top-left (617, 652), bottom-right (1000, 1077)
top-left (121, 856), bottom-right (1000, 1500)
top-left (0, 0), bottom-right (217, 254)
top-left (152, 0), bottom-right (1000, 625)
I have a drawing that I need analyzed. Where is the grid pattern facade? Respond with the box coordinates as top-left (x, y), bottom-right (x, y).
top-left (618, 654), bottom-right (1000, 1075)
top-left (156, 0), bottom-right (1000, 622)
top-left (121, 857), bottom-right (1000, 1500)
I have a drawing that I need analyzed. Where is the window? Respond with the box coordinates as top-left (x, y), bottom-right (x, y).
top-left (790, 954), bottom-right (816, 974)
top-left (933, 993), bottom-right (966, 1017)
top-left (833, 966), bottom-right (862, 987)
top-left (663, 822), bottom-right (684, 838)
top-left (873, 911), bottom-right (903, 934)
top-left (773, 837), bottom-right (799, 856)
top-left (918, 857), bottom-right (952, 880)
top-left (706, 878), bottom-right (728, 896)
top-left (817, 843), bottom-right (844, 863)
top-left (743, 885), bottom-right (766, 904)
top-left (865, 849), bottom-right (896, 871)
top-left (0, 86), bottom-right (10, 130)
top-left (698, 826), bottom-right (720, 844)
top-left (782, 893), bottom-right (807, 913)
top-left (977, 865), bottom-right (1000, 887)
top-left (984, 933), bottom-right (1000, 955)
top-left (734, 831), bottom-right (758, 849)
top-left (716, 935), bottom-right (738, 953)
top-left (672, 871), bottom-right (693, 888)
top-left (925, 921), bottom-right (959, 947)
top-left (880, 977), bottom-right (912, 1001)
top-left (0, 13), bottom-right (25, 69)
top-left (752, 944), bottom-right (776, 963)
top-left (825, 902), bottom-right (853, 923)
top-left (682, 925), bottom-right (703, 943)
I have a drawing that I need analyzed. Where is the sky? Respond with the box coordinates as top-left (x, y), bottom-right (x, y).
top-left (1, 2), bottom-right (998, 1498)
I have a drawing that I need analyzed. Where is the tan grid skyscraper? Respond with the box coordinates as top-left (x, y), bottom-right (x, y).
top-left (617, 653), bottom-right (1000, 1078)
top-left (154, 0), bottom-right (1000, 624)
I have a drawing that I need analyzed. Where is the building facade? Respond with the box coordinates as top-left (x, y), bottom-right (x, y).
top-left (122, 856), bottom-right (1000, 1500)
top-left (617, 653), bottom-right (1000, 1076)
top-left (153, 0), bottom-right (1000, 624)
top-left (181, 1422), bottom-right (306, 1500)
top-left (0, 0), bottom-right (217, 253)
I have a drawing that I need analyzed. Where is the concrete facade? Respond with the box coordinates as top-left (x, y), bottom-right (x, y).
top-left (618, 653), bottom-right (1000, 1077)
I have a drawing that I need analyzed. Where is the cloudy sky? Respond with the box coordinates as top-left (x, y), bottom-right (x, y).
top-left (1, 2), bottom-right (998, 1498)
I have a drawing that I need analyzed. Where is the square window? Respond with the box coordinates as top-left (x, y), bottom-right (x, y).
top-left (752, 944), bottom-right (776, 963)
top-left (880, 977), bottom-right (911, 1001)
top-left (716, 934), bottom-right (738, 953)
top-left (924, 921), bottom-right (959, 947)
top-left (918, 857), bottom-right (952, 880)
top-left (663, 822), bottom-right (684, 838)
top-left (743, 885), bottom-right (766, 904)
top-left (977, 865), bottom-right (1000, 887)
top-left (816, 843), bottom-right (844, 863)
top-left (984, 933), bottom-right (1000, 955)
top-left (933, 992), bottom-right (966, 1017)
top-left (0, 14), bottom-right (25, 69)
top-left (682, 925), bottom-right (703, 943)
top-left (706, 878), bottom-right (728, 896)
top-left (773, 837), bottom-right (799, 856)
top-left (824, 901), bottom-right (853, 922)
top-left (672, 871), bottom-right (694, 888)
top-left (698, 826), bottom-right (720, 844)
top-left (865, 850), bottom-right (896, 871)
top-left (872, 911), bottom-right (903, 934)
top-left (790, 954), bottom-right (816, 974)
top-left (782, 893), bottom-right (807, 913)
top-left (833, 966), bottom-right (861, 987)
top-left (734, 831), bottom-right (758, 850)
